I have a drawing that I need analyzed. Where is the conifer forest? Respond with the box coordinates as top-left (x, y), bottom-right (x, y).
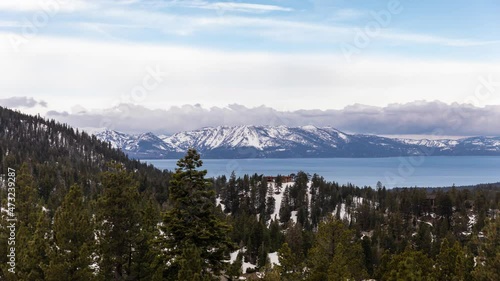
top-left (0, 107), bottom-right (499, 280)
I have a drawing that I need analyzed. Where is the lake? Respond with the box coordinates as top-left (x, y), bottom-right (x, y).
top-left (142, 156), bottom-right (500, 188)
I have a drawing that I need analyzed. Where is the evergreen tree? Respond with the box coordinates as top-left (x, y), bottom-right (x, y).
top-left (277, 242), bottom-right (303, 280)
top-left (413, 222), bottom-right (433, 254)
top-left (226, 252), bottom-right (243, 280)
top-left (15, 163), bottom-right (40, 230)
top-left (279, 187), bottom-right (292, 224)
top-left (433, 239), bottom-right (473, 281)
top-left (382, 247), bottom-right (434, 281)
top-left (44, 184), bottom-right (93, 281)
top-left (160, 149), bottom-right (234, 279)
top-left (95, 163), bottom-right (142, 280)
top-left (327, 229), bottom-right (367, 281)
top-left (177, 245), bottom-right (204, 281)
top-left (17, 210), bottom-right (50, 281)
top-left (472, 216), bottom-right (500, 281)
top-left (133, 196), bottom-right (162, 280)
top-left (13, 164), bottom-right (50, 280)
top-left (307, 216), bottom-right (366, 281)
top-left (227, 172), bottom-right (239, 214)
top-left (266, 182), bottom-right (276, 221)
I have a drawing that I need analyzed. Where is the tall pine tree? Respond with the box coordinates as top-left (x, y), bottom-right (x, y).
top-left (96, 163), bottom-right (142, 280)
top-left (45, 184), bottom-right (93, 281)
top-left (160, 149), bottom-right (234, 280)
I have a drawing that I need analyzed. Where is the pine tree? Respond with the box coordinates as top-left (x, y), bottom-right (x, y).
top-left (472, 216), bottom-right (500, 281)
top-left (277, 242), bottom-right (303, 280)
top-left (15, 163), bottom-right (40, 230)
top-left (95, 163), bottom-right (142, 280)
top-left (279, 187), bottom-right (292, 223)
top-left (17, 210), bottom-right (50, 281)
top-left (382, 247), bottom-right (434, 281)
top-left (13, 164), bottom-right (50, 280)
top-left (433, 239), bottom-right (473, 281)
top-left (327, 237), bottom-right (367, 281)
top-left (44, 184), bottom-right (94, 281)
top-left (160, 149), bottom-right (234, 279)
top-left (226, 252), bottom-right (243, 280)
top-left (133, 196), bottom-right (162, 280)
top-left (307, 216), bottom-right (367, 281)
top-left (266, 181), bottom-right (276, 221)
top-left (227, 172), bottom-right (239, 214)
top-left (177, 245), bottom-right (204, 281)
top-left (413, 222), bottom-right (433, 254)
top-left (284, 221), bottom-right (304, 260)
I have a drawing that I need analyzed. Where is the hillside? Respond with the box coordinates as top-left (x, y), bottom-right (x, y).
top-left (0, 107), bottom-right (499, 280)
top-left (0, 106), bottom-right (171, 204)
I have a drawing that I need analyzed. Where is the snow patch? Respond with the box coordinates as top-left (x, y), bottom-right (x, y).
top-left (290, 211), bottom-right (298, 224)
top-left (268, 252), bottom-right (280, 267)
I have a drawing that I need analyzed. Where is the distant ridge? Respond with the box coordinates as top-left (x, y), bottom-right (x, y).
top-left (95, 125), bottom-right (500, 159)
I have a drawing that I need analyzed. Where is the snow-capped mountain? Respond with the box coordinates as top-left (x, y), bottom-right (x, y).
top-left (95, 126), bottom-right (500, 159)
top-left (96, 130), bottom-right (180, 159)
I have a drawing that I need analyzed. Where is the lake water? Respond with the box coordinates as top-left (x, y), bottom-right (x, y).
top-left (142, 156), bottom-right (500, 188)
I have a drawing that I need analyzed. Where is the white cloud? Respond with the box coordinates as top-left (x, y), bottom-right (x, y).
top-left (1, 33), bottom-right (499, 114)
top-left (60, 4), bottom-right (498, 47)
top-left (0, 20), bottom-right (23, 27)
top-left (142, 0), bottom-right (292, 13)
top-left (0, 0), bottom-right (94, 12)
top-left (206, 2), bottom-right (293, 13)
top-left (45, 101), bottom-right (500, 137)
top-left (0, 96), bottom-right (47, 108)
top-left (379, 31), bottom-right (500, 47)
top-left (331, 8), bottom-right (367, 21)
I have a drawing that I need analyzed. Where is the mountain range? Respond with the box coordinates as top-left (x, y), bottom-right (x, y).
top-left (95, 125), bottom-right (500, 159)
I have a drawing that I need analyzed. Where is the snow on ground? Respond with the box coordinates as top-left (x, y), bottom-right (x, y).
top-left (229, 250), bottom-right (239, 263)
top-left (333, 203), bottom-right (351, 222)
top-left (216, 197), bottom-right (225, 212)
top-left (268, 252), bottom-right (280, 267)
top-left (417, 219), bottom-right (433, 227)
top-left (269, 182), bottom-right (294, 224)
top-left (270, 183), bottom-right (282, 221)
top-left (468, 214), bottom-right (476, 231)
top-left (290, 211), bottom-right (298, 224)
top-left (242, 260), bottom-right (256, 273)
top-left (230, 248), bottom-right (257, 273)
top-left (353, 196), bottom-right (364, 206)
top-left (307, 181), bottom-right (312, 220)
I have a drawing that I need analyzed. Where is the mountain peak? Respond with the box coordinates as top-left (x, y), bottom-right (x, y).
top-left (95, 126), bottom-right (500, 159)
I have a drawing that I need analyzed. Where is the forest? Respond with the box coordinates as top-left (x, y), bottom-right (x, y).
top-left (0, 106), bottom-right (499, 281)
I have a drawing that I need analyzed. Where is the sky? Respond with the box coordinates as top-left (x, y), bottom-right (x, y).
top-left (0, 0), bottom-right (499, 136)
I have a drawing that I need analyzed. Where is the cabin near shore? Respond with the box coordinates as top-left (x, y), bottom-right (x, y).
top-left (264, 174), bottom-right (294, 183)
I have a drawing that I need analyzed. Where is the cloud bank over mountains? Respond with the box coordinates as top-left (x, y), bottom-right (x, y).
top-left (42, 100), bottom-right (500, 137)
top-left (0, 96), bottom-right (47, 108)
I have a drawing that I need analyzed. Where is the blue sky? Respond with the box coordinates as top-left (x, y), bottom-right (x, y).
top-left (0, 0), bottom-right (499, 134)
top-left (1, 0), bottom-right (498, 57)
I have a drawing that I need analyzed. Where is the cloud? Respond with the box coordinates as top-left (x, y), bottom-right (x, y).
top-left (0, 96), bottom-right (47, 108)
top-left (379, 31), bottom-right (500, 47)
top-left (2, 33), bottom-right (499, 113)
top-left (330, 8), bottom-right (367, 21)
top-left (2, 0), bottom-right (484, 49)
top-left (177, 1), bottom-right (293, 13)
top-left (0, 0), bottom-right (93, 12)
top-left (45, 101), bottom-right (500, 137)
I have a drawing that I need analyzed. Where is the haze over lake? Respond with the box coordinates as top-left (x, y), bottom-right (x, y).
top-left (143, 156), bottom-right (500, 188)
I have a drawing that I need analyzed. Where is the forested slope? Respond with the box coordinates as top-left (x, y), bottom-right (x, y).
top-left (0, 106), bottom-right (499, 280)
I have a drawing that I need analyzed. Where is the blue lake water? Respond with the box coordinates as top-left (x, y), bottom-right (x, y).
top-left (142, 156), bottom-right (500, 188)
